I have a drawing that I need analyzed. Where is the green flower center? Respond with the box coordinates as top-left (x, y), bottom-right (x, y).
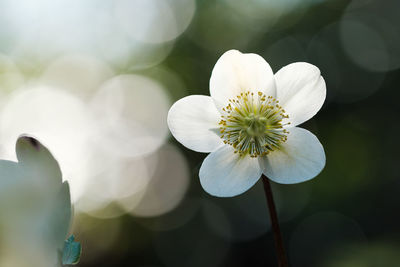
top-left (219, 91), bottom-right (290, 157)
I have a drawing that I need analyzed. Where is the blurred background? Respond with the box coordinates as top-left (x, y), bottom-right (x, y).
top-left (0, 0), bottom-right (399, 266)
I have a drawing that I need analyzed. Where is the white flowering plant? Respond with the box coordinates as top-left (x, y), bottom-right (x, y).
top-left (0, 136), bottom-right (81, 267)
top-left (168, 50), bottom-right (326, 197)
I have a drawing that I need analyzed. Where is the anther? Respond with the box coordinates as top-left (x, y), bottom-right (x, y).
top-left (218, 91), bottom-right (289, 157)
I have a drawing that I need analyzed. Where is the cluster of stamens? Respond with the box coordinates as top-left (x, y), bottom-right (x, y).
top-left (219, 91), bottom-right (290, 157)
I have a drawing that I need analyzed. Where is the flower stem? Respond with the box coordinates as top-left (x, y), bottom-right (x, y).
top-left (261, 174), bottom-right (289, 267)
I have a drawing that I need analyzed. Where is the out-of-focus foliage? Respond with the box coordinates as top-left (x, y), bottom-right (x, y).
top-left (321, 242), bottom-right (400, 267)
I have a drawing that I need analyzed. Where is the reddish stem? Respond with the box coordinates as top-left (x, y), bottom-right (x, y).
top-left (262, 174), bottom-right (289, 267)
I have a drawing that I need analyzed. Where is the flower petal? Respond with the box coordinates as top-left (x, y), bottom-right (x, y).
top-left (199, 145), bottom-right (262, 197)
top-left (167, 95), bottom-right (223, 153)
top-left (210, 50), bottom-right (276, 111)
top-left (275, 62), bottom-right (326, 126)
top-left (260, 127), bottom-right (325, 184)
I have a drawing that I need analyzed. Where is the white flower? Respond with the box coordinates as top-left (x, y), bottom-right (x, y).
top-left (168, 50), bottom-right (326, 197)
top-left (0, 136), bottom-right (80, 266)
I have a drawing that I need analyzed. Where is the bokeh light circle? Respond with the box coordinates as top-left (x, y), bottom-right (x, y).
top-left (40, 54), bottom-right (114, 99)
top-left (114, 0), bottom-right (196, 44)
top-left (120, 144), bottom-right (190, 217)
top-left (90, 74), bottom-right (171, 158)
top-left (0, 86), bottom-right (94, 202)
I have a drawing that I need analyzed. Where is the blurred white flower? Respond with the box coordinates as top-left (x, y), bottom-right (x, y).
top-left (0, 73), bottom-right (172, 213)
top-left (0, 136), bottom-right (79, 267)
top-left (168, 50), bottom-right (326, 197)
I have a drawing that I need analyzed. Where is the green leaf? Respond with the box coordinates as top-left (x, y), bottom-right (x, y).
top-left (62, 235), bottom-right (82, 265)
